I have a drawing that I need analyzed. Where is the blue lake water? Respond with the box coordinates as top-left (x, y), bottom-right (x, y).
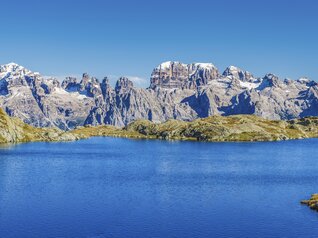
top-left (0, 137), bottom-right (318, 238)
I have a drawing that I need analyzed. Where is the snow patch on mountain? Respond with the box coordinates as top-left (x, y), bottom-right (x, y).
top-left (239, 81), bottom-right (261, 90)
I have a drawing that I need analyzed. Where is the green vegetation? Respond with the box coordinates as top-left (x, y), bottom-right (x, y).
top-left (2, 107), bottom-right (318, 144)
top-left (71, 125), bottom-right (146, 139)
top-left (125, 115), bottom-right (316, 142)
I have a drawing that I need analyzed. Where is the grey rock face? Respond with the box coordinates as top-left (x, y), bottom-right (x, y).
top-left (115, 77), bottom-right (134, 94)
top-left (62, 73), bottom-right (102, 97)
top-left (150, 61), bottom-right (219, 89)
top-left (223, 66), bottom-right (254, 82)
top-left (1, 61), bottom-right (318, 129)
top-left (0, 78), bottom-right (9, 95)
top-left (0, 63), bottom-right (94, 130)
top-left (85, 77), bottom-right (197, 127)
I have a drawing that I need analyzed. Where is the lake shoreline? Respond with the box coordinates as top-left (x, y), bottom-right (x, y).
top-left (1, 137), bottom-right (318, 237)
top-left (2, 107), bottom-right (318, 144)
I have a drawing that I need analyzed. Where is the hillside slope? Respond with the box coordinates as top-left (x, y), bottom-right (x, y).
top-left (73, 114), bottom-right (318, 142)
top-left (0, 108), bottom-right (77, 143)
top-left (125, 115), bottom-right (318, 141)
top-left (2, 107), bottom-right (318, 143)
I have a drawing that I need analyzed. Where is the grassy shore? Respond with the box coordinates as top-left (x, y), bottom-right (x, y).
top-left (2, 108), bottom-right (318, 144)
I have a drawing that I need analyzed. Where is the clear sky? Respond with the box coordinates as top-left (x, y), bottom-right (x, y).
top-left (0, 0), bottom-right (317, 87)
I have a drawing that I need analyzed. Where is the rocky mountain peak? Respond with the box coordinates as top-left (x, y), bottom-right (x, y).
top-left (115, 77), bottom-right (134, 94)
top-left (192, 63), bottom-right (217, 70)
top-left (258, 73), bottom-right (280, 89)
top-left (155, 61), bottom-right (185, 70)
top-left (61, 73), bottom-right (101, 97)
top-left (150, 61), bottom-right (219, 89)
top-left (62, 77), bottom-right (79, 92)
top-left (0, 62), bottom-right (34, 79)
top-left (100, 77), bottom-right (113, 98)
top-left (101, 77), bottom-right (112, 92)
top-left (263, 73), bottom-right (279, 83)
top-left (223, 66), bottom-right (254, 82)
top-left (81, 73), bottom-right (100, 85)
top-left (102, 77), bottom-right (110, 85)
top-left (296, 77), bottom-right (317, 87)
top-left (81, 73), bottom-right (91, 85)
top-left (0, 62), bottom-right (23, 72)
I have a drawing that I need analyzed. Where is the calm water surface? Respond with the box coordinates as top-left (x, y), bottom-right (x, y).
top-left (0, 137), bottom-right (318, 238)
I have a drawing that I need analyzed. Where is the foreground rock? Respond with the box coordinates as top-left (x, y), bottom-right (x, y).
top-left (301, 194), bottom-right (318, 211)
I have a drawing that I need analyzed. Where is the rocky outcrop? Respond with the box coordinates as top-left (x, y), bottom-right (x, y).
top-left (0, 63), bottom-right (94, 130)
top-left (150, 61), bottom-right (219, 89)
top-left (85, 77), bottom-right (197, 126)
top-left (301, 194), bottom-right (318, 212)
top-left (1, 61), bottom-right (318, 129)
top-left (0, 108), bottom-right (77, 143)
top-left (125, 115), bottom-right (315, 141)
top-left (223, 66), bottom-right (254, 82)
top-left (62, 73), bottom-right (102, 97)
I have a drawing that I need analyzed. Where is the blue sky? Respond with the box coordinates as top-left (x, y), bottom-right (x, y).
top-left (0, 0), bottom-right (317, 87)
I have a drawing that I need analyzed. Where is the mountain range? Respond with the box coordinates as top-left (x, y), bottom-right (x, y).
top-left (0, 61), bottom-right (317, 130)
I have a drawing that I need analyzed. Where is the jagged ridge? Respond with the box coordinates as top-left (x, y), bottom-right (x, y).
top-left (0, 61), bottom-right (318, 130)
